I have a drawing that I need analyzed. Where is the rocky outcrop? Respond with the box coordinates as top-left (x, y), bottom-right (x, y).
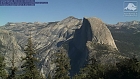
top-left (69, 17), bottom-right (118, 76)
top-left (73, 17), bottom-right (117, 50)
top-left (0, 28), bottom-right (25, 67)
top-left (0, 16), bottom-right (82, 77)
top-left (0, 16), bottom-right (118, 77)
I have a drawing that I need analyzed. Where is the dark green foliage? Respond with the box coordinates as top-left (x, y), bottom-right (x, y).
top-left (73, 56), bottom-right (105, 79)
top-left (73, 65), bottom-right (105, 79)
top-left (53, 47), bottom-right (71, 79)
top-left (7, 67), bottom-right (17, 79)
top-left (7, 44), bottom-right (18, 79)
top-left (104, 57), bottom-right (140, 79)
top-left (73, 56), bottom-right (140, 79)
top-left (116, 57), bottom-right (140, 79)
top-left (0, 54), bottom-right (7, 79)
top-left (21, 38), bottom-right (44, 79)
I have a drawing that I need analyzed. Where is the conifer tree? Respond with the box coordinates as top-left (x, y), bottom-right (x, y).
top-left (8, 43), bottom-right (17, 79)
top-left (21, 37), bottom-right (44, 79)
top-left (73, 54), bottom-right (105, 79)
top-left (0, 54), bottom-right (7, 79)
top-left (115, 57), bottom-right (140, 79)
top-left (53, 47), bottom-right (71, 79)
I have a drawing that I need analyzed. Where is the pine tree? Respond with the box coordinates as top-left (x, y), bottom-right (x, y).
top-left (0, 54), bottom-right (7, 79)
top-left (53, 47), bottom-right (71, 79)
top-left (8, 43), bottom-right (17, 79)
top-left (115, 57), bottom-right (140, 79)
top-left (73, 55), bottom-right (105, 79)
top-left (21, 37), bottom-right (44, 79)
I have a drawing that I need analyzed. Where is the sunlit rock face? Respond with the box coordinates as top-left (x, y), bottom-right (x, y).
top-left (0, 16), bottom-right (118, 77)
top-left (69, 17), bottom-right (117, 76)
top-left (0, 28), bottom-right (25, 67)
top-left (0, 16), bottom-right (82, 77)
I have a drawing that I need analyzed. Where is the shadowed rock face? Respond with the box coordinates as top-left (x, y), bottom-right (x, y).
top-left (0, 16), bottom-right (82, 77)
top-left (73, 17), bottom-right (117, 50)
top-left (69, 17), bottom-right (117, 76)
top-left (0, 16), bottom-right (118, 77)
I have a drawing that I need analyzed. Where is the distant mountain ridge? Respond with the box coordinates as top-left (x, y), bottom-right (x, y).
top-left (116, 20), bottom-right (140, 26)
top-left (107, 20), bottom-right (140, 29)
top-left (106, 20), bottom-right (140, 60)
top-left (0, 16), bottom-right (139, 77)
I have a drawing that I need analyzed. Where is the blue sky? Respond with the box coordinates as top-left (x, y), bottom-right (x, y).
top-left (0, 0), bottom-right (140, 26)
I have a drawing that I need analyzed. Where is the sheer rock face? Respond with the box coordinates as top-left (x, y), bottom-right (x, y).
top-left (69, 17), bottom-right (118, 76)
top-left (73, 17), bottom-right (117, 50)
top-left (0, 16), bottom-right (118, 77)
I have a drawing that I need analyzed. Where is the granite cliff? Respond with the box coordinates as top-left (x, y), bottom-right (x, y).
top-left (69, 17), bottom-right (118, 75)
top-left (0, 28), bottom-right (25, 67)
top-left (0, 16), bottom-right (119, 77)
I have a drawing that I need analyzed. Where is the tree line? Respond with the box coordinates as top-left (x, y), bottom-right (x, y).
top-left (0, 37), bottom-right (140, 79)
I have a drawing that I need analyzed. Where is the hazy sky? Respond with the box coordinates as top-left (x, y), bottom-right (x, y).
top-left (0, 0), bottom-right (140, 26)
